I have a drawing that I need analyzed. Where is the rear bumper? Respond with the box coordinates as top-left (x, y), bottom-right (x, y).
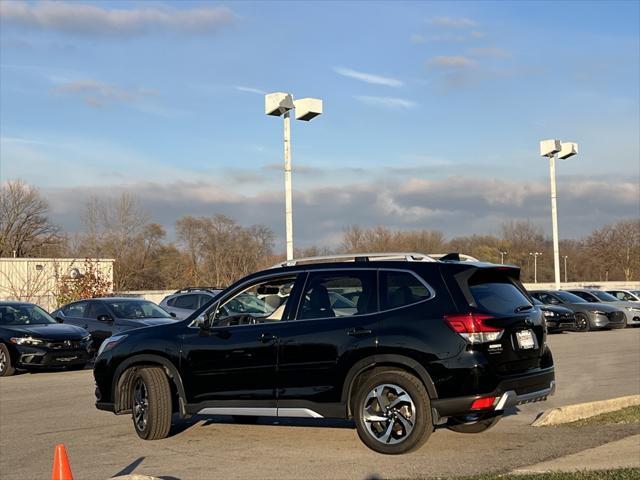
top-left (431, 367), bottom-right (555, 420)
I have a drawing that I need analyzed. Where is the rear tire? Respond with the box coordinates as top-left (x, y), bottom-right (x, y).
top-left (574, 313), bottom-right (590, 332)
top-left (353, 369), bottom-right (432, 455)
top-left (447, 415), bottom-right (501, 434)
top-left (131, 367), bottom-right (172, 440)
top-left (0, 344), bottom-right (16, 377)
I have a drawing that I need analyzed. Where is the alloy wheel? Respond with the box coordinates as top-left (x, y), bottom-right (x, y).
top-left (0, 349), bottom-right (6, 374)
top-left (362, 383), bottom-right (416, 445)
top-left (133, 378), bottom-right (149, 432)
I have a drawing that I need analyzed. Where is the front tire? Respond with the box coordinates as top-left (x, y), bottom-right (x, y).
top-left (353, 369), bottom-right (432, 455)
top-left (574, 313), bottom-right (590, 332)
top-left (447, 415), bottom-right (501, 433)
top-left (131, 367), bottom-right (172, 440)
top-left (0, 344), bottom-right (16, 377)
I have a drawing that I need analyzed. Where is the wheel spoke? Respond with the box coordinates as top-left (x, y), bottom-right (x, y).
top-left (375, 386), bottom-right (388, 410)
top-left (387, 392), bottom-right (411, 410)
top-left (378, 418), bottom-right (396, 444)
top-left (396, 411), bottom-right (414, 434)
top-left (363, 413), bottom-right (388, 422)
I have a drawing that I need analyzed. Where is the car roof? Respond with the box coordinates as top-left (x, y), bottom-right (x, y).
top-left (76, 297), bottom-right (152, 303)
top-left (0, 301), bottom-right (36, 307)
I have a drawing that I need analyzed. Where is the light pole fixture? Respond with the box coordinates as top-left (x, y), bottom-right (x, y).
top-left (529, 252), bottom-right (542, 283)
top-left (563, 255), bottom-right (569, 283)
top-left (539, 139), bottom-right (578, 290)
top-left (266, 93), bottom-right (323, 261)
top-left (499, 251), bottom-right (508, 264)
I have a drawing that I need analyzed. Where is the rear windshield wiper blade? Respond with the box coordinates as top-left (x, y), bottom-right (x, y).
top-left (514, 305), bottom-right (533, 313)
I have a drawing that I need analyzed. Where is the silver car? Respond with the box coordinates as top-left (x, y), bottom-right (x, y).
top-left (565, 289), bottom-right (640, 327)
top-left (607, 289), bottom-right (640, 302)
top-left (159, 288), bottom-right (222, 320)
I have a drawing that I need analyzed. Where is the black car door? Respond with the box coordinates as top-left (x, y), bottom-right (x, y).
top-left (180, 273), bottom-right (302, 409)
top-left (276, 269), bottom-right (379, 415)
top-left (84, 301), bottom-right (115, 346)
top-left (61, 301), bottom-right (90, 329)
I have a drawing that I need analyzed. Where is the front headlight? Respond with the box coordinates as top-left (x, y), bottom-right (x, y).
top-left (591, 310), bottom-right (607, 315)
top-left (626, 307), bottom-right (640, 312)
top-left (543, 311), bottom-right (558, 317)
top-left (10, 336), bottom-right (44, 346)
top-left (96, 334), bottom-right (127, 358)
top-left (81, 334), bottom-right (92, 343)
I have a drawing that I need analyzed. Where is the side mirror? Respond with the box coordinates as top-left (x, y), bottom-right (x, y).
top-left (170, 312), bottom-right (177, 318)
top-left (97, 314), bottom-right (113, 323)
top-left (56, 317), bottom-right (64, 323)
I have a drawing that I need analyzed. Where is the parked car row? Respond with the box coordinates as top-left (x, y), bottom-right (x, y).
top-left (530, 288), bottom-right (640, 331)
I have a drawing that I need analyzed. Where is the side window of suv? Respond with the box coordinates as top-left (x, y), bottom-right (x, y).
top-left (85, 302), bottom-right (111, 319)
top-left (298, 271), bottom-right (376, 320)
top-left (63, 301), bottom-right (88, 318)
top-left (380, 271), bottom-right (432, 310)
top-left (174, 294), bottom-right (199, 309)
top-left (212, 275), bottom-right (298, 326)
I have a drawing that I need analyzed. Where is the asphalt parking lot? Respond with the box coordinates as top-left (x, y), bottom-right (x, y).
top-left (1, 329), bottom-right (639, 480)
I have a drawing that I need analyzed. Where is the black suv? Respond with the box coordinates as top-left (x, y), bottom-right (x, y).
top-left (94, 253), bottom-right (555, 454)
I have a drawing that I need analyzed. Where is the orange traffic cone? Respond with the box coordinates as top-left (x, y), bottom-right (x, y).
top-left (51, 444), bottom-right (73, 480)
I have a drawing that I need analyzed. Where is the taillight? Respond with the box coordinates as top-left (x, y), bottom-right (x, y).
top-left (470, 396), bottom-right (497, 410)
top-left (444, 313), bottom-right (504, 343)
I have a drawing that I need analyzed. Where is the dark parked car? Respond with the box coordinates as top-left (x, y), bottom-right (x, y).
top-left (0, 301), bottom-right (92, 376)
top-left (565, 289), bottom-right (640, 327)
top-left (94, 253), bottom-right (555, 454)
top-left (52, 298), bottom-right (178, 349)
top-left (531, 298), bottom-right (576, 332)
top-left (529, 290), bottom-right (626, 331)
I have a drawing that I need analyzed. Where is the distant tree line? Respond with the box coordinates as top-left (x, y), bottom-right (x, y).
top-left (1, 180), bottom-right (638, 289)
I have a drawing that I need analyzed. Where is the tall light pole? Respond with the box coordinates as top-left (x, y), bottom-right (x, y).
top-left (266, 93), bottom-right (323, 261)
top-left (499, 251), bottom-right (508, 264)
top-left (529, 252), bottom-right (542, 283)
top-left (539, 140), bottom-right (578, 290)
top-left (563, 255), bottom-right (569, 283)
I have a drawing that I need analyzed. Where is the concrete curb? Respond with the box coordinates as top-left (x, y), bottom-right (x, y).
top-left (111, 476), bottom-right (161, 480)
top-left (532, 394), bottom-right (640, 427)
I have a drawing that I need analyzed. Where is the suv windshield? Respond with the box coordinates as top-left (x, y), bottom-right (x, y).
top-left (0, 304), bottom-right (57, 325)
top-left (591, 291), bottom-right (619, 302)
top-left (555, 291), bottom-right (587, 303)
top-left (107, 300), bottom-right (171, 319)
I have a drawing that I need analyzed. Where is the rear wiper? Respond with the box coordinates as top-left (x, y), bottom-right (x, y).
top-left (514, 305), bottom-right (534, 313)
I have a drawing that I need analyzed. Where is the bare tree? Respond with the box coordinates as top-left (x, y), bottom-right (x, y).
top-left (587, 219), bottom-right (640, 281)
top-left (0, 181), bottom-right (60, 257)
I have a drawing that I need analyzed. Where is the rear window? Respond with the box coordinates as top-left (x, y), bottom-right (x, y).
top-left (469, 279), bottom-right (531, 315)
top-left (174, 294), bottom-right (199, 309)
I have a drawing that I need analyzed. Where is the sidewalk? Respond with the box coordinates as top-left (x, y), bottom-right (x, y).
top-left (512, 434), bottom-right (640, 474)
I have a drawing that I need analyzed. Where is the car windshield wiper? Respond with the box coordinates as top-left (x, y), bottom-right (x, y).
top-left (514, 305), bottom-right (533, 313)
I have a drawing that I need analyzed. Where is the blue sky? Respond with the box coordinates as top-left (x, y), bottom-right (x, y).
top-left (1, 1), bottom-right (638, 248)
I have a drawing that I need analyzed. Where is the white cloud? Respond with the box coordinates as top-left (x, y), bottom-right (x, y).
top-left (334, 67), bottom-right (403, 87)
top-left (354, 96), bottom-right (417, 109)
top-left (235, 86), bottom-right (266, 95)
top-left (428, 55), bottom-right (476, 68)
top-left (428, 17), bottom-right (478, 28)
top-left (468, 47), bottom-right (510, 58)
top-left (51, 79), bottom-right (156, 108)
top-left (0, 1), bottom-right (237, 36)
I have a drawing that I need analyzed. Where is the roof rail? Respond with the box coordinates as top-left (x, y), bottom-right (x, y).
top-left (271, 252), bottom-right (437, 268)
top-left (428, 253), bottom-right (480, 262)
top-left (173, 287), bottom-right (223, 294)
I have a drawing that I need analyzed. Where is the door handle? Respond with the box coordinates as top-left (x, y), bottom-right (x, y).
top-left (347, 328), bottom-right (372, 337)
top-left (260, 333), bottom-right (278, 343)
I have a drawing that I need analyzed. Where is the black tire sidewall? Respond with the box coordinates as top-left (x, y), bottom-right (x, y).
top-left (0, 344), bottom-right (15, 377)
top-left (354, 370), bottom-right (431, 455)
top-left (132, 368), bottom-right (172, 440)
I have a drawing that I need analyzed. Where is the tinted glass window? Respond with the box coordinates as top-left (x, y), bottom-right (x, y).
top-left (166, 297), bottom-right (176, 307)
top-left (63, 301), bottom-right (88, 317)
top-left (85, 301), bottom-right (111, 319)
top-left (198, 294), bottom-right (214, 307)
top-left (380, 271), bottom-right (431, 310)
top-left (569, 291), bottom-right (598, 302)
top-left (107, 300), bottom-right (171, 319)
top-left (469, 281), bottom-right (531, 315)
top-left (174, 294), bottom-right (199, 309)
top-left (0, 304), bottom-right (57, 325)
top-left (555, 291), bottom-right (586, 303)
top-left (213, 275), bottom-right (297, 325)
top-left (298, 271), bottom-right (376, 320)
top-left (591, 291), bottom-right (619, 302)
